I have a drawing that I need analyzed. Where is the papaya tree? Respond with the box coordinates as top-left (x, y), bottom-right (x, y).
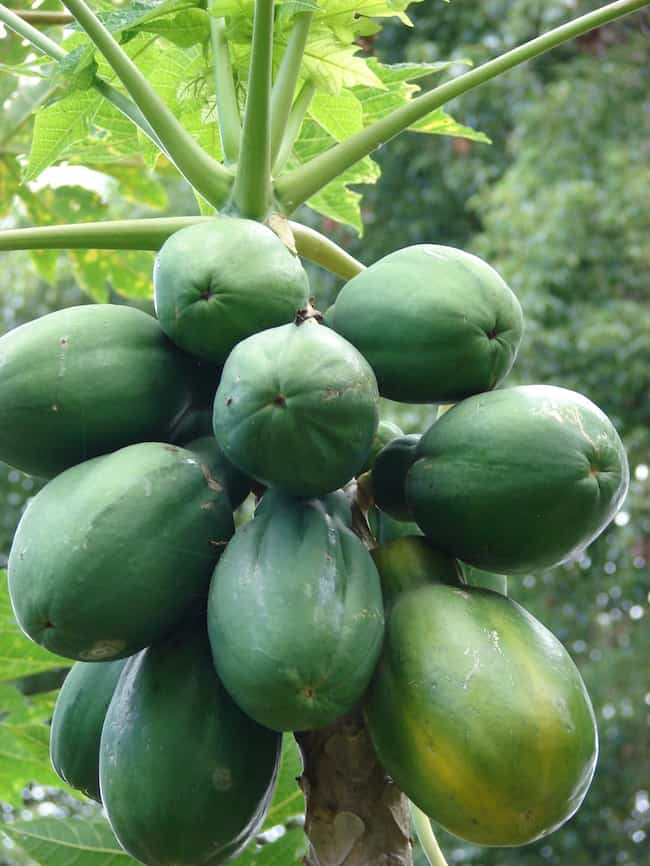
top-left (0, 1), bottom-right (647, 865)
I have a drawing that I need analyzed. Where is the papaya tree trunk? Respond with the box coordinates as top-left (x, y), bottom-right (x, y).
top-left (296, 711), bottom-right (413, 866)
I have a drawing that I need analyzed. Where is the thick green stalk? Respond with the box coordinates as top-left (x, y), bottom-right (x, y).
top-left (0, 4), bottom-right (66, 60)
top-left (14, 10), bottom-right (74, 25)
top-left (274, 0), bottom-right (650, 212)
top-left (231, 0), bottom-right (274, 219)
top-left (0, 218), bottom-right (362, 278)
top-left (411, 804), bottom-right (449, 866)
top-left (270, 11), bottom-right (313, 165)
top-left (289, 221), bottom-right (364, 280)
top-left (0, 4), bottom-right (167, 153)
top-left (272, 78), bottom-right (315, 174)
top-left (210, 17), bottom-right (241, 165)
top-left (60, 0), bottom-right (233, 208)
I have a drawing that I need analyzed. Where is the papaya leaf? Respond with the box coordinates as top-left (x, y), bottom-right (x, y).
top-left (0, 572), bottom-right (71, 683)
top-left (316, 0), bottom-right (423, 42)
top-left (0, 684), bottom-right (74, 805)
top-left (139, 8), bottom-right (212, 47)
top-left (231, 829), bottom-right (307, 866)
top-left (2, 816), bottom-right (139, 866)
top-left (309, 89), bottom-right (364, 142)
top-left (0, 157), bottom-right (21, 218)
top-left (293, 120), bottom-right (380, 232)
top-left (24, 90), bottom-right (104, 182)
top-left (261, 734), bottom-right (304, 831)
top-left (302, 27), bottom-right (385, 95)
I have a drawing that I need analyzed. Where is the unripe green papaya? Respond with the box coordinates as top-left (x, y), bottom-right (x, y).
top-left (154, 218), bottom-right (310, 363)
top-left (213, 319), bottom-right (379, 497)
top-left (462, 564), bottom-right (508, 596)
top-left (365, 584), bottom-right (598, 846)
top-left (367, 508), bottom-right (422, 544)
top-left (329, 245), bottom-right (524, 403)
top-left (371, 535), bottom-right (462, 603)
top-left (0, 304), bottom-right (195, 478)
top-left (184, 436), bottom-right (251, 509)
top-left (371, 434), bottom-right (420, 520)
top-left (8, 442), bottom-right (234, 661)
top-left (208, 490), bottom-right (384, 731)
top-left (360, 419), bottom-right (403, 473)
top-left (100, 627), bottom-right (281, 866)
top-left (407, 385), bottom-right (629, 573)
top-left (50, 658), bottom-right (127, 801)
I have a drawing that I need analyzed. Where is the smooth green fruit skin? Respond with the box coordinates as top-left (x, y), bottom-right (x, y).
top-left (154, 218), bottom-right (310, 364)
top-left (0, 304), bottom-right (195, 478)
top-left (361, 420), bottom-right (403, 473)
top-left (213, 320), bottom-right (379, 497)
top-left (407, 385), bottom-right (629, 573)
top-left (367, 507), bottom-right (422, 544)
top-left (330, 245), bottom-right (524, 403)
top-left (208, 490), bottom-right (384, 732)
top-left (365, 584), bottom-right (598, 846)
top-left (8, 443), bottom-right (234, 661)
top-left (371, 434), bottom-right (420, 520)
top-left (100, 628), bottom-right (281, 866)
top-left (50, 658), bottom-right (127, 801)
top-left (184, 436), bottom-right (251, 509)
top-left (462, 564), bottom-right (508, 596)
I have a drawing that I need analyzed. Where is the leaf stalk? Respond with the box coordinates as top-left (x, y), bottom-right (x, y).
top-left (60, 0), bottom-right (234, 208)
top-left (210, 16), bottom-right (241, 165)
top-left (270, 10), bottom-right (314, 165)
top-left (230, 0), bottom-right (275, 218)
top-left (274, 0), bottom-right (650, 212)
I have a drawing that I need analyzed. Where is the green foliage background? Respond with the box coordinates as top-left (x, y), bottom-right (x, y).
top-left (0, 1), bottom-right (648, 865)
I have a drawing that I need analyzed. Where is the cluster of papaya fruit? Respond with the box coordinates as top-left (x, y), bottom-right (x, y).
top-left (2, 216), bottom-right (629, 861)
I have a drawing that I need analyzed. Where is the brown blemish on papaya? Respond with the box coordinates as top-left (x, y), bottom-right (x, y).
top-left (303, 686), bottom-right (315, 699)
top-left (226, 397), bottom-right (233, 407)
top-left (486, 328), bottom-right (498, 340)
top-left (272, 394), bottom-right (286, 408)
top-left (199, 464), bottom-right (223, 493)
top-left (590, 465), bottom-right (600, 478)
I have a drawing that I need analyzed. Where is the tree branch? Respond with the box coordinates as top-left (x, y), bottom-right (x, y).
top-left (274, 0), bottom-right (650, 212)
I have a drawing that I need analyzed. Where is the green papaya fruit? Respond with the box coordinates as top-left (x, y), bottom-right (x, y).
top-left (365, 584), bottom-right (598, 846)
top-left (371, 434), bottom-right (420, 520)
top-left (360, 419), bottom-right (403, 473)
top-left (168, 407), bottom-right (214, 444)
top-left (0, 304), bottom-right (195, 478)
top-left (208, 490), bottom-right (384, 731)
top-left (407, 385), bottom-right (629, 573)
top-left (154, 218), bottom-right (309, 363)
top-left (50, 658), bottom-right (127, 801)
top-left (329, 245), bottom-right (524, 403)
top-left (462, 564), bottom-right (508, 596)
top-left (8, 442), bottom-right (234, 661)
top-left (367, 507), bottom-right (422, 544)
top-left (184, 436), bottom-right (251, 509)
top-left (100, 627), bottom-right (281, 866)
top-left (213, 319), bottom-right (379, 497)
top-left (371, 535), bottom-right (462, 603)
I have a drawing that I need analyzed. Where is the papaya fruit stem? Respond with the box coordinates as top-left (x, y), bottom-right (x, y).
top-left (411, 803), bottom-right (449, 866)
top-left (60, 0), bottom-right (234, 208)
top-left (274, 0), bottom-right (650, 213)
